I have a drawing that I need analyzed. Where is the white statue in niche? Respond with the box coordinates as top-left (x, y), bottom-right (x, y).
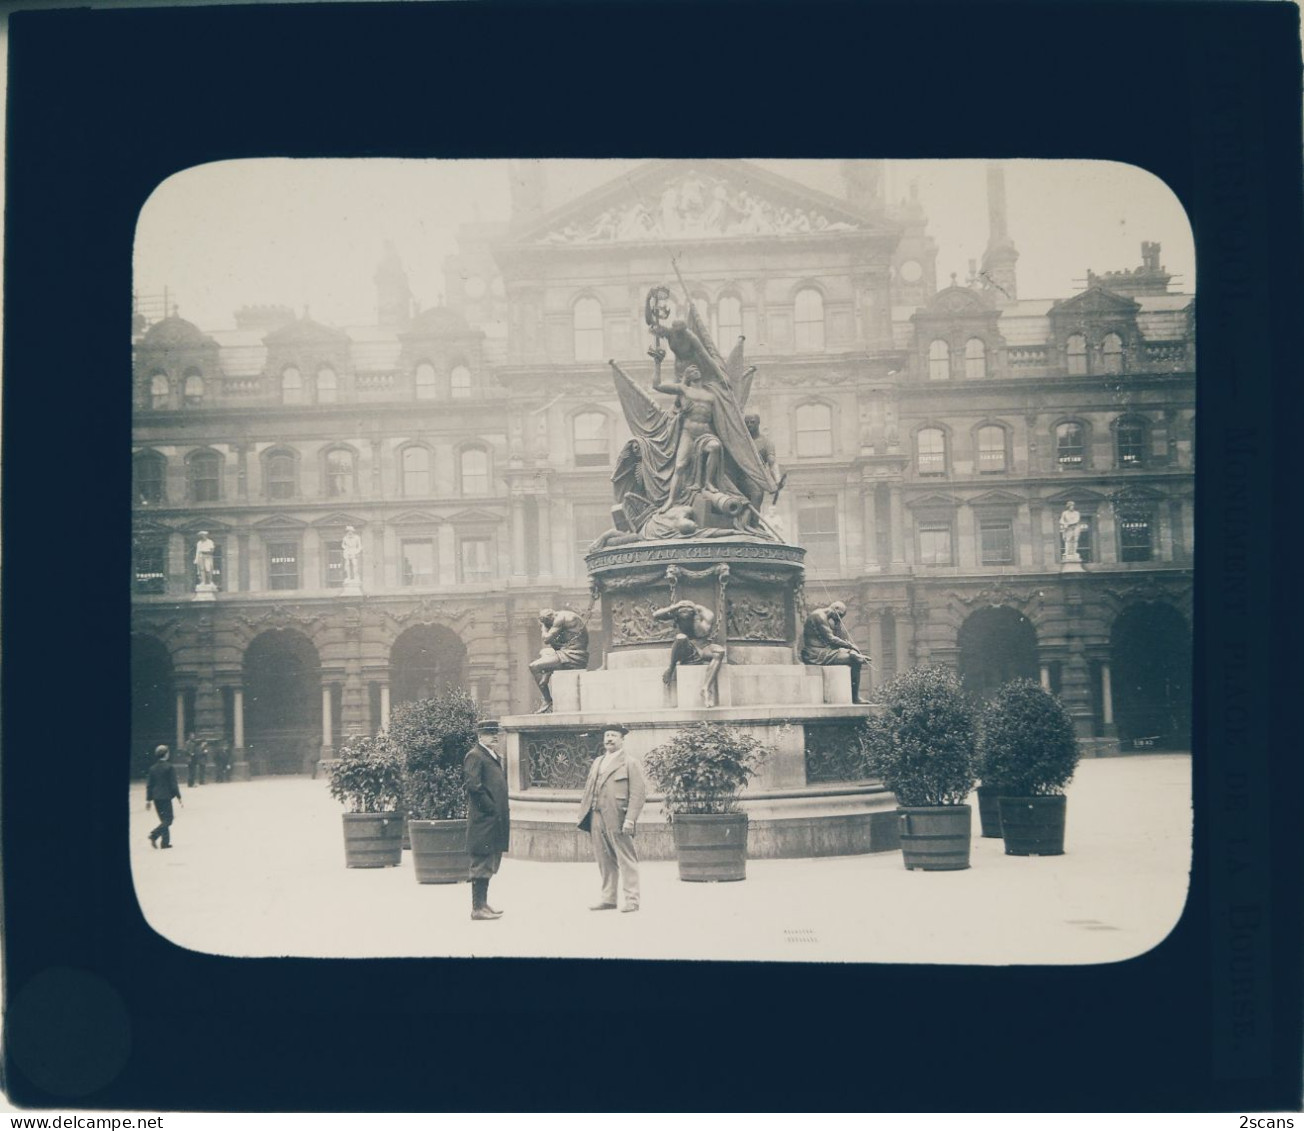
top-left (341, 526), bottom-right (363, 584)
top-left (1059, 502), bottom-right (1087, 562)
top-left (193, 531), bottom-right (216, 588)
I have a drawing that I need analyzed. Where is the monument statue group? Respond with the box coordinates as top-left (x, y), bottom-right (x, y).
top-left (527, 263), bottom-right (871, 712)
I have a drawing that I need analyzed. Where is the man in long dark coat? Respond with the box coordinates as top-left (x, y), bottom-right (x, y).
top-left (146, 745), bottom-right (183, 848)
top-left (464, 719), bottom-right (510, 921)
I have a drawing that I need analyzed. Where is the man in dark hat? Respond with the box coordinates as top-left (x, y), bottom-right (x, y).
top-left (464, 720), bottom-right (510, 921)
top-left (576, 724), bottom-right (647, 913)
top-left (146, 745), bottom-right (183, 849)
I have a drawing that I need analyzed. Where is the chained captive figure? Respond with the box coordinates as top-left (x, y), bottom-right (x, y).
top-left (801, 601), bottom-right (873, 705)
top-left (652, 599), bottom-right (726, 708)
top-left (528, 608), bottom-right (590, 713)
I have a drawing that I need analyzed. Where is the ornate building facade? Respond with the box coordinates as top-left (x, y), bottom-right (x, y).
top-left (131, 159), bottom-right (1194, 776)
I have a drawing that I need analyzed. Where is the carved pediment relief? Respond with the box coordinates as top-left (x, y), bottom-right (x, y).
top-left (447, 508), bottom-right (505, 526)
top-left (906, 492), bottom-right (961, 510)
top-left (525, 160), bottom-right (874, 246)
top-left (968, 489), bottom-right (1026, 508)
top-left (389, 510), bottom-right (442, 527)
top-left (1050, 286), bottom-right (1141, 320)
top-left (916, 285), bottom-right (996, 319)
top-left (251, 513), bottom-right (307, 530)
top-left (312, 512), bottom-right (367, 529)
top-left (1044, 487), bottom-right (1107, 506)
top-left (133, 518), bottom-right (176, 536)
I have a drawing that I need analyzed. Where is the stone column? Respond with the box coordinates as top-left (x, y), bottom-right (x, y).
top-left (861, 480), bottom-right (879, 571)
top-left (1101, 662), bottom-right (1114, 726)
top-left (866, 613), bottom-right (884, 694)
top-left (1169, 499), bottom-right (1187, 561)
top-left (1040, 664), bottom-right (1051, 691)
top-left (175, 690), bottom-right (186, 750)
top-left (380, 684), bottom-right (391, 732)
top-left (893, 609), bottom-right (913, 674)
top-left (231, 687), bottom-right (250, 780)
top-left (1096, 508), bottom-right (1117, 563)
top-left (536, 490), bottom-right (553, 580)
top-left (237, 532), bottom-right (251, 592)
top-left (1157, 504), bottom-right (1174, 560)
top-left (321, 685), bottom-right (333, 750)
top-left (888, 485), bottom-right (905, 566)
top-left (236, 444), bottom-right (249, 502)
top-left (438, 524), bottom-right (456, 585)
top-left (511, 493), bottom-right (528, 579)
top-left (956, 506), bottom-right (977, 570)
top-left (1028, 501), bottom-right (1045, 570)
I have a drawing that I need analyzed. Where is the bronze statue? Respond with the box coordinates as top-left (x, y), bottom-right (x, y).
top-left (800, 601), bottom-right (872, 705)
top-left (607, 274), bottom-right (779, 539)
top-left (653, 599), bottom-right (726, 709)
top-left (528, 608), bottom-right (590, 713)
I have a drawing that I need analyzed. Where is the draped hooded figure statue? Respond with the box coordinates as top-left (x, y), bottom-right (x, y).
top-left (608, 285), bottom-right (778, 538)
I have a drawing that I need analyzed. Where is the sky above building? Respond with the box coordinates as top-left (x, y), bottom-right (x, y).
top-left (133, 158), bottom-right (1195, 332)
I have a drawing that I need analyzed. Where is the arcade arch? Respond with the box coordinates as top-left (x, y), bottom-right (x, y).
top-left (957, 606), bottom-right (1039, 700)
top-left (390, 624), bottom-right (469, 706)
top-left (243, 629), bottom-right (322, 774)
top-left (1110, 603), bottom-right (1191, 749)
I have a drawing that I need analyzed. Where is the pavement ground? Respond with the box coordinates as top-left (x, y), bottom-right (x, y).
top-left (131, 753), bottom-right (1192, 966)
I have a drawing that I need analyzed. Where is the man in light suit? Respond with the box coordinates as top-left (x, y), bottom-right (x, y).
top-left (576, 724), bottom-right (647, 913)
top-left (464, 719), bottom-right (510, 921)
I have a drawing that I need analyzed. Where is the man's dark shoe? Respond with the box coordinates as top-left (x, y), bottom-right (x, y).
top-left (160, 843), bottom-right (173, 849)
top-left (589, 902), bottom-right (617, 911)
top-left (471, 907), bottom-right (502, 921)
top-left (149, 832), bottom-right (158, 848)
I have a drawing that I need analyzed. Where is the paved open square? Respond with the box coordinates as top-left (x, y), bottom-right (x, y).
top-left (131, 753), bottom-right (1191, 965)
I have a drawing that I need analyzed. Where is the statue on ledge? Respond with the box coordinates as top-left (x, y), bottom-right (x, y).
top-left (341, 526), bottom-right (363, 583)
top-left (193, 531), bottom-right (216, 588)
top-left (800, 601), bottom-right (873, 705)
top-left (1059, 501), bottom-right (1087, 562)
top-left (528, 608), bottom-right (590, 713)
top-left (653, 599), bottom-right (726, 709)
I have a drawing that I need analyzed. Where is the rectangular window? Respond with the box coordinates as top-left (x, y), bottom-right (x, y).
top-left (135, 461), bottom-right (165, 505)
top-left (1119, 517), bottom-right (1153, 562)
top-left (192, 463), bottom-right (220, 502)
top-left (797, 499), bottom-right (840, 572)
top-left (918, 523), bottom-right (953, 566)
top-left (977, 430), bottom-right (1007, 473)
top-left (268, 542), bottom-right (299, 590)
top-left (402, 539), bottom-right (437, 586)
top-left (573, 502), bottom-right (612, 577)
top-left (324, 540), bottom-right (345, 588)
top-left (459, 537), bottom-right (494, 583)
top-left (133, 541), bottom-right (168, 595)
top-left (1057, 425), bottom-right (1085, 468)
top-left (1118, 425), bottom-right (1146, 467)
top-left (979, 520), bottom-right (1015, 565)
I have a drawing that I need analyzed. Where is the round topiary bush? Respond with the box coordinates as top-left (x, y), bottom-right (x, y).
top-left (643, 722), bottom-right (769, 816)
top-left (862, 666), bottom-right (977, 807)
top-left (388, 689), bottom-right (479, 820)
top-left (328, 735), bottom-right (404, 814)
top-left (976, 679), bottom-right (1080, 796)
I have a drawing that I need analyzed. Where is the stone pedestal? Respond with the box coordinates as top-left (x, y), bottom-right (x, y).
top-left (1060, 557), bottom-right (1085, 574)
top-left (339, 580), bottom-right (362, 597)
top-left (193, 583), bottom-right (217, 602)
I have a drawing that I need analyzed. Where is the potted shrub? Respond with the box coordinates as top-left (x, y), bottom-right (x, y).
top-left (643, 722), bottom-right (769, 882)
top-left (863, 666), bottom-right (978, 871)
top-left (390, 690), bottom-right (478, 884)
top-left (327, 735), bottom-right (405, 868)
top-left (976, 679), bottom-right (1081, 856)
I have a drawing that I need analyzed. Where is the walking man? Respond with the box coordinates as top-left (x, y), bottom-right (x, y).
top-left (146, 745), bottom-right (183, 849)
top-left (464, 720), bottom-right (510, 921)
top-left (576, 724), bottom-right (647, 913)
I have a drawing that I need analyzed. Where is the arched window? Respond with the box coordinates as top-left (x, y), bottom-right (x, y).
top-left (1102, 333), bottom-right (1124, 375)
top-left (1116, 417), bottom-right (1147, 467)
top-left (281, 366), bottom-right (304, 405)
top-left (460, 448), bottom-right (490, 496)
top-left (977, 425), bottom-right (1007, 472)
top-left (316, 366), bottom-right (337, 404)
top-left (795, 403), bottom-right (834, 458)
top-left (325, 448), bottom-right (355, 497)
top-left (188, 450), bottom-right (222, 502)
top-left (916, 428), bottom-right (946, 475)
top-left (717, 295), bottom-right (743, 347)
top-left (573, 297), bottom-right (604, 361)
top-left (183, 372), bottom-right (205, 406)
top-left (573, 412), bottom-right (610, 467)
top-left (928, 340), bottom-right (950, 381)
top-left (1066, 334), bottom-right (1088, 376)
top-left (414, 362), bottom-right (437, 400)
top-left (794, 287), bottom-right (825, 352)
top-left (1056, 421), bottom-right (1086, 468)
top-left (134, 452), bottom-right (167, 505)
top-left (401, 446), bottom-right (431, 497)
top-left (964, 338), bottom-right (987, 380)
top-left (266, 450), bottom-right (297, 500)
top-left (150, 374), bottom-right (170, 410)
top-left (450, 365), bottom-right (472, 399)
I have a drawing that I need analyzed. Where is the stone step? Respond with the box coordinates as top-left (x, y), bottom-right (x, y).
top-left (549, 663), bottom-right (851, 712)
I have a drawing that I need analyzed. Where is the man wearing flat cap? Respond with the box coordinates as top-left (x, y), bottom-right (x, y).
top-left (464, 720), bottom-right (510, 920)
top-left (576, 723), bottom-right (647, 913)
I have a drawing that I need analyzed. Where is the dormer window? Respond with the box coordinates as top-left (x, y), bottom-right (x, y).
top-left (928, 340), bottom-right (950, 381)
top-left (1066, 334), bottom-right (1088, 376)
top-left (964, 338), bottom-right (987, 380)
top-left (150, 374), bottom-right (170, 410)
top-left (281, 367), bottom-right (304, 405)
top-left (183, 372), bottom-right (204, 406)
top-left (1102, 333), bottom-right (1124, 375)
